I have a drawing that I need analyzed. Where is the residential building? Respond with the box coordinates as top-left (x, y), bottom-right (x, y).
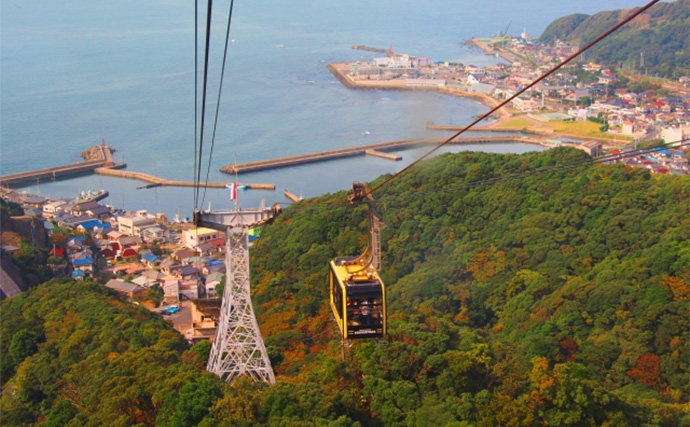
top-left (188, 299), bottom-right (222, 343)
top-left (117, 211), bottom-right (157, 236)
top-left (182, 227), bottom-right (223, 250)
top-left (105, 279), bottom-right (145, 300)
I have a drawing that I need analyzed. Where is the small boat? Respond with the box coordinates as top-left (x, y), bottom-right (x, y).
top-left (276, 44), bottom-right (285, 48)
top-left (75, 189), bottom-right (109, 203)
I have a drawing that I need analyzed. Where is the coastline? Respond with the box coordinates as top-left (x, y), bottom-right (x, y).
top-left (327, 63), bottom-right (510, 119)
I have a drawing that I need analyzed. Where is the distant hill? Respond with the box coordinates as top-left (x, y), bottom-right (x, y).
top-left (540, 0), bottom-right (689, 78)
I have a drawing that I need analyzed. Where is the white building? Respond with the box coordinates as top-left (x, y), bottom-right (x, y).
top-left (117, 211), bottom-right (157, 236)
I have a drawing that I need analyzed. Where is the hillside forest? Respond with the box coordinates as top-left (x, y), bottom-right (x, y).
top-left (1, 147), bottom-right (688, 426)
top-left (539, 0), bottom-right (689, 78)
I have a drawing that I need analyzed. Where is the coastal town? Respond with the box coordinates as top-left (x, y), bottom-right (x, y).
top-left (330, 36), bottom-right (689, 175)
top-left (1, 188), bottom-right (234, 342)
top-left (2, 34), bottom-right (689, 347)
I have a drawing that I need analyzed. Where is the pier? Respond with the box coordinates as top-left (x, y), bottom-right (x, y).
top-left (221, 135), bottom-right (546, 175)
top-left (352, 44), bottom-right (388, 54)
top-left (365, 149), bottom-right (401, 161)
top-left (94, 167), bottom-right (275, 190)
top-left (0, 145), bottom-right (124, 187)
top-left (283, 190), bottom-right (302, 202)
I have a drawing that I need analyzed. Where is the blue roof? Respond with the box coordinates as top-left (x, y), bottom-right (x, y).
top-left (73, 257), bottom-right (94, 266)
top-left (69, 236), bottom-right (85, 243)
top-left (209, 260), bottom-right (223, 265)
top-left (79, 220), bottom-right (102, 229)
top-left (72, 270), bottom-right (86, 277)
top-left (142, 253), bottom-right (159, 263)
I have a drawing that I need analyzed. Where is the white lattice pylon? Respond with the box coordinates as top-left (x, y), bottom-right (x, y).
top-left (206, 225), bottom-right (275, 384)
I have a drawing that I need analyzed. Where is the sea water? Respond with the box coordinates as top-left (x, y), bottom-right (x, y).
top-left (1, 0), bottom-right (649, 216)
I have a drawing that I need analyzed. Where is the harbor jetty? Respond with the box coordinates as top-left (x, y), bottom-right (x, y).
top-left (221, 135), bottom-right (545, 174)
top-left (94, 168), bottom-right (276, 190)
top-left (0, 144), bottom-right (124, 187)
top-left (352, 44), bottom-right (387, 53)
top-left (94, 167), bottom-right (275, 190)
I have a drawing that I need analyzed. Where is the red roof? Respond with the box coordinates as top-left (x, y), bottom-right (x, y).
top-left (49, 247), bottom-right (64, 257)
top-left (609, 150), bottom-right (621, 155)
top-left (121, 248), bottom-right (138, 258)
top-left (651, 101), bottom-right (665, 107)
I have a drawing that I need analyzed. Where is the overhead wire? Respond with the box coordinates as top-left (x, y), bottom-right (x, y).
top-left (201, 0), bottom-right (236, 209)
top-left (281, 140), bottom-right (689, 213)
top-left (361, 0), bottom-right (662, 199)
top-left (190, 0), bottom-right (665, 212)
top-left (193, 0), bottom-right (199, 212)
top-left (195, 0), bottom-right (215, 210)
top-left (375, 139), bottom-right (690, 207)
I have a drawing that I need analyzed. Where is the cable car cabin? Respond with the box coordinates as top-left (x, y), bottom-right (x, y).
top-left (330, 257), bottom-right (386, 339)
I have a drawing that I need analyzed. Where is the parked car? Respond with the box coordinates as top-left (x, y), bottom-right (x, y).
top-left (162, 306), bottom-right (180, 315)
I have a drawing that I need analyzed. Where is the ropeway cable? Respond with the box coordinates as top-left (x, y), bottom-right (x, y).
top-left (360, 0), bottom-right (662, 199)
top-left (201, 0), bottom-right (236, 209)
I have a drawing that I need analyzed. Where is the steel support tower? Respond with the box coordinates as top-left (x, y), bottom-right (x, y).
top-left (200, 205), bottom-right (278, 384)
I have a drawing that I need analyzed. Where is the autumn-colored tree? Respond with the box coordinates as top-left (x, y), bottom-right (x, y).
top-left (627, 354), bottom-right (661, 389)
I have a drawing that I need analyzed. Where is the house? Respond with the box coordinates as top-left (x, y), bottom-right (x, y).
top-left (196, 237), bottom-right (225, 256)
top-left (511, 96), bottom-right (537, 112)
top-left (188, 299), bottom-right (222, 343)
top-left (182, 227), bottom-right (224, 250)
top-left (117, 211), bottom-right (158, 236)
top-left (107, 230), bottom-right (125, 241)
top-left (466, 74), bottom-right (483, 85)
top-left (141, 269), bottom-right (164, 285)
top-left (180, 280), bottom-right (200, 300)
top-left (117, 235), bottom-right (142, 249)
top-left (42, 199), bottom-right (70, 218)
top-left (105, 279), bottom-right (145, 300)
top-left (203, 260), bottom-right (226, 275)
top-left (56, 214), bottom-right (94, 228)
top-left (582, 63), bottom-right (602, 72)
top-left (120, 247), bottom-right (138, 260)
top-left (621, 121), bottom-right (635, 135)
top-left (131, 276), bottom-right (154, 289)
top-left (579, 140), bottom-right (603, 156)
top-left (67, 236), bottom-right (86, 253)
top-left (141, 226), bottom-right (169, 245)
top-left (163, 280), bottom-right (180, 305)
top-left (72, 256), bottom-right (95, 275)
top-left (22, 195), bottom-right (49, 209)
top-left (173, 248), bottom-right (196, 261)
top-left (76, 220), bottom-right (104, 234)
top-left (205, 272), bottom-right (224, 298)
top-left (160, 259), bottom-right (181, 275)
top-left (174, 265), bottom-right (201, 281)
top-left (141, 252), bottom-right (160, 268)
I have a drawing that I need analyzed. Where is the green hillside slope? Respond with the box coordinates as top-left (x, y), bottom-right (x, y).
top-left (1, 148), bottom-right (688, 426)
top-left (540, 0), bottom-right (689, 77)
top-left (248, 147), bottom-right (688, 426)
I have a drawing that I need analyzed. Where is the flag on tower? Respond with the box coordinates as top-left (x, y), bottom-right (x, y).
top-left (226, 183), bottom-right (238, 200)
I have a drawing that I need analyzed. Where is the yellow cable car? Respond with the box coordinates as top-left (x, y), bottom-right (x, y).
top-left (329, 183), bottom-right (387, 339)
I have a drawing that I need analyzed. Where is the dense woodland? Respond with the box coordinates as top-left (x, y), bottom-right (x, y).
top-left (1, 147), bottom-right (688, 426)
top-left (539, 0), bottom-right (689, 78)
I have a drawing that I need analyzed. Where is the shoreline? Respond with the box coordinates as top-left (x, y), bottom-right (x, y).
top-left (327, 63), bottom-right (510, 119)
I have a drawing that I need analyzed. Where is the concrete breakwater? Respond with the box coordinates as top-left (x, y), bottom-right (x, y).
top-left (94, 167), bottom-right (275, 190)
top-left (0, 145), bottom-right (122, 187)
top-left (221, 135), bottom-right (545, 175)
